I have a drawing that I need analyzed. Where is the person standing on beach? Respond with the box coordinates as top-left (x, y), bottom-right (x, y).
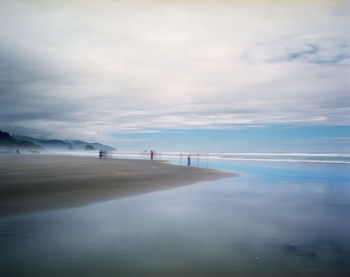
top-left (187, 155), bottom-right (191, 166)
top-left (150, 150), bottom-right (154, 160)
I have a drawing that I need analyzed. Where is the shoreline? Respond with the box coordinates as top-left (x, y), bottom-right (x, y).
top-left (0, 155), bottom-right (237, 217)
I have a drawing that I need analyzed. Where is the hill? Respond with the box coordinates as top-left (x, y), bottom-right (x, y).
top-left (0, 130), bottom-right (41, 150)
top-left (13, 134), bottom-right (116, 151)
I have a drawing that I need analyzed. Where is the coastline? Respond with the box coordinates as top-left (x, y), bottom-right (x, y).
top-left (0, 155), bottom-right (237, 217)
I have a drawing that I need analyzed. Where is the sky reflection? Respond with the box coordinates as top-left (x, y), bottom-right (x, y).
top-left (1, 161), bottom-right (349, 276)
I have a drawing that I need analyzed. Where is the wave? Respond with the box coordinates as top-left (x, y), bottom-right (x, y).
top-left (204, 157), bottom-right (350, 164)
top-left (161, 152), bottom-right (350, 158)
top-left (43, 150), bottom-right (350, 165)
top-left (113, 152), bottom-right (350, 164)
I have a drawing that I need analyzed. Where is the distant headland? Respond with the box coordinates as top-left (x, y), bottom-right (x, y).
top-left (0, 130), bottom-right (115, 153)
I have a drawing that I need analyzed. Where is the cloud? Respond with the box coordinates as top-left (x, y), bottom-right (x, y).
top-left (0, 0), bottom-right (349, 143)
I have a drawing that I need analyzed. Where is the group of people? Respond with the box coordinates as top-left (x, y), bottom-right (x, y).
top-left (99, 149), bottom-right (108, 159)
top-left (150, 150), bottom-right (191, 166)
top-left (98, 149), bottom-right (191, 166)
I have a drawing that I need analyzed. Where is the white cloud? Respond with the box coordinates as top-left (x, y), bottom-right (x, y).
top-left (0, 0), bottom-right (349, 143)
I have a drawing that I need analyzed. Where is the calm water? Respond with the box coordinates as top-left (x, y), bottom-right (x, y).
top-left (1, 160), bottom-right (350, 276)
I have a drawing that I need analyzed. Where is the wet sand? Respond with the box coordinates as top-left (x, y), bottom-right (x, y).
top-left (0, 155), bottom-right (237, 217)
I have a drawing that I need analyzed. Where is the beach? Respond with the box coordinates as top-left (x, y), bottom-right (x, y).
top-left (1, 158), bottom-right (349, 276)
top-left (0, 155), bottom-right (236, 217)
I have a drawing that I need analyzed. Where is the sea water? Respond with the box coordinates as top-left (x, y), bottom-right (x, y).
top-left (1, 159), bottom-right (349, 276)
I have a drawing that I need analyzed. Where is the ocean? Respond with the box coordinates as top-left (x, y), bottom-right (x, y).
top-left (1, 154), bottom-right (349, 276)
top-left (109, 151), bottom-right (350, 164)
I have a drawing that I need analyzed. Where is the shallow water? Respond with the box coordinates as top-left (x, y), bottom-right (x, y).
top-left (1, 160), bottom-right (350, 276)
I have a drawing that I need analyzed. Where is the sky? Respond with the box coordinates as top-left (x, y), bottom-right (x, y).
top-left (0, 0), bottom-right (349, 152)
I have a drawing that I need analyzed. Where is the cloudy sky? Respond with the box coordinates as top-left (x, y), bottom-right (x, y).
top-left (0, 0), bottom-right (349, 151)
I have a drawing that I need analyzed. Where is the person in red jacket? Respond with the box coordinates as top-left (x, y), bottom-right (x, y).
top-left (150, 150), bottom-right (154, 160)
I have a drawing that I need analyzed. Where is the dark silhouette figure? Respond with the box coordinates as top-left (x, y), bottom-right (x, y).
top-left (150, 150), bottom-right (154, 160)
top-left (99, 150), bottom-right (108, 158)
top-left (187, 155), bottom-right (191, 166)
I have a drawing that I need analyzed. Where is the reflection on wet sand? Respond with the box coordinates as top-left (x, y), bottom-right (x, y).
top-left (1, 160), bottom-right (349, 276)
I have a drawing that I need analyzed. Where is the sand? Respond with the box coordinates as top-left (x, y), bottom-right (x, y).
top-left (0, 155), bottom-right (237, 217)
